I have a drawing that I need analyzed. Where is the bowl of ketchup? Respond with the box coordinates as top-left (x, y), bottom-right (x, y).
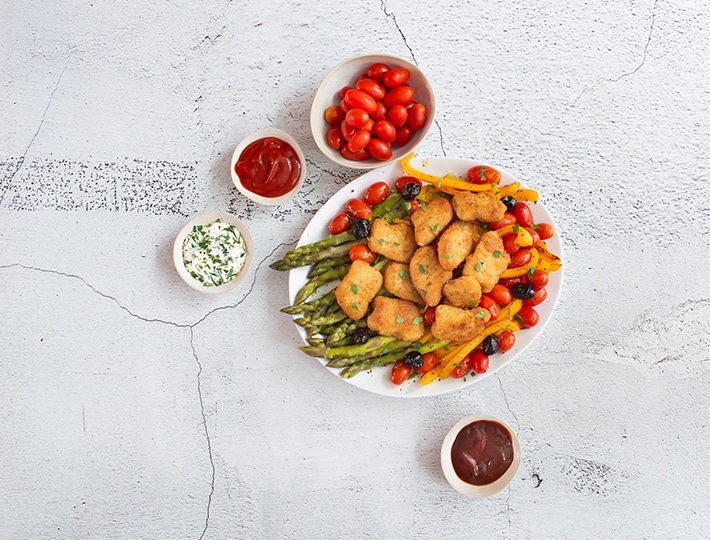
top-left (231, 128), bottom-right (306, 205)
top-left (440, 414), bottom-right (521, 498)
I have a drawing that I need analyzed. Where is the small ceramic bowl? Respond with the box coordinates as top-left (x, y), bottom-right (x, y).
top-left (173, 210), bottom-right (254, 294)
top-left (230, 128), bottom-right (306, 206)
top-left (310, 54), bottom-right (436, 169)
top-left (440, 414), bottom-right (521, 498)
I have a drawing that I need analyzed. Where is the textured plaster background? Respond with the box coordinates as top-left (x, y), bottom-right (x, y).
top-left (1, 0), bottom-right (709, 538)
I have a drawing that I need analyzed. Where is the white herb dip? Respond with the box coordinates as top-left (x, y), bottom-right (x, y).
top-left (182, 219), bottom-right (247, 287)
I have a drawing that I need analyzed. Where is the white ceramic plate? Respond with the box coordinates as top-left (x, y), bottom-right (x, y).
top-left (288, 156), bottom-right (563, 397)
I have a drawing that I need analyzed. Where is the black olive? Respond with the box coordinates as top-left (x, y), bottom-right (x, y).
top-left (511, 283), bottom-right (536, 300)
top-left (353, 327), bottom-right (370, 345)
top-left (401, 182), bottom-right (421, 201)
top-left (501, 195), bottom-right (517, 213)
top-left (482, 334), bottom-right (500, 356)
top-left (352, 218), bottom-right (370, 239)
top-left (403, 351), bottom-right (424, 369)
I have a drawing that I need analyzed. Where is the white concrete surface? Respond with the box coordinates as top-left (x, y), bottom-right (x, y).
top-left (2, 0), bottom-right (709, 538)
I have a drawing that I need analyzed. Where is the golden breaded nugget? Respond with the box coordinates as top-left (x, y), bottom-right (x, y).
top-left (410, 196), bottom-right (454, 246)
top-left (462, 231), bottom-right (510, 293)
top-left (437, 220), bottom-right (476, 270)
top-left (334, 259), bottom-right (383, 321)
top-left (382, 261), bottom-right (424, 304)
top-left (367, 218), bottom-right (417, 263)
top-left (366, 296), bottom-right (425, 342)
top-left (443, 275), bottom-right (482, 309)
top-left (409, 245), bottom-right (453, 307)
top-left (431, 304), bottom-right (490, 342)
top-left (452, 191), bottom-right (507, 223)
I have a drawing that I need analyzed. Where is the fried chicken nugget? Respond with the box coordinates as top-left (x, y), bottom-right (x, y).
top-left (462, 231), bottom-right (510, 293)
top-left (452, 191), bottom-right (507, 223)
top-left (382, 261), bottom-right (424, 304)
top-left (334, 259), bottom-right (383, 321)
top-left (367, 296), bottom-right (425, 342)
top-left (367, 218), bottom-right (417, 263)
top-left (437, 220), bottom-right (476, 271)
top-left (443, 275), bottom-right (482, 309)
top-left (431, 304), bottom-right (491, 343)
top-left (409, 245), bottom-right (453, 307)
top-left (410, 196), bottom-right (454, 246)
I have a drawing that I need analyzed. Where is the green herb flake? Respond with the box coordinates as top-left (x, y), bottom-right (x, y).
top-left (378, 238), bottom-right (385, 246)
top-left (513, 223), bottom-right (521, 233)
top-left (396, 315), bottom-right (405, 324)
top-left (474, 262), bottom-right (484, 272)
top-left (476, 311), bottom-right (486, 319)
top-left (493, 250), bottom-right (502, 258)
top-left (351, 284), bottom-right (359, 295)
top-left (351, 304), bottom-right (359, 311)
top-left (530, 223), bottom-right (540, 230)
top-left (412, 317), bottom-right (423, 325)
top-left (443, 253), bottom-right (451, 260)
top-left (418, 264), bottom-right (427, 274)
top-left (398, 269), bottom-right (410, 280)
top-left (431, 224), bottom-right (439, 232)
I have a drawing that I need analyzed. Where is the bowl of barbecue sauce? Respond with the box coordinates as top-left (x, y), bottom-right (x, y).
top-left (441, 415), bottom-right (521, 498)
top-left (231, 128), bottom-right (306, 205)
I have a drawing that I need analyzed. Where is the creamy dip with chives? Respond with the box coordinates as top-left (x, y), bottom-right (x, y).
top-left (182, 219), bottom-right (247, 287)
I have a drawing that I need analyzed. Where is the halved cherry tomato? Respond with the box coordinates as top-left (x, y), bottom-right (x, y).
top-left (367, 63), bottom-right (390, 82)
top-left (345, 198), bottom-right (372, 220)
top-left (536, 223), bottom-right (555, 240)
top-left (340, 146), bottom-right (371, 161)
top-left (324, 105), bottom-right (345, 125)
top-left (515, 306), bottom-right (539, 328)
top-left (470, 349), bottom-right (489, 374)
top-left (343, 89), bottom-right (377, 115)
top-left (513, 202), bottom-right (534, 228)
top-left (345, 108), bottom-right (370, 128)
top-left (374, 120), bottom-right (397, 143)
top-left (349, 244), bottom-right (377, 263)
top-left (384, 84), bottom-right (414, 108)
top-left (415, 352), bottom-right (438, 374)
top-left (467, 165), bottom-right (501, 185)
top-left (478, 295), bottom-right (500, 320)
top-left (393, 126), bottom-right (413, 147)
top-left (394, 176), bottom-right (421, 192)
top-left (366, 138), bottom-right (392, 161)
top-left (523, 287), bottom-right (547, 307)
top-left (407, 103), bottom-right (427, 131)
top-left (502, 233), bottom-right (521, 254)
top-left (423, 306), bottom-right (436, 326)
top-left (383, 67), bottom-right (410, 88)
top-left (386, 104), bottom-right (408, 127)
top-left (508, 248), bottom-right (532, 268)
top-left (391, 360), bottom-right (412, 385)
top-left (326, 126), bottom-right (345, 150)
top-left (347, 129), bottom-right (371, 153)
top-left (364, 181), bottom-right (390, 206)
top-left (498, 330), bottom-right (516, 352)
top-left (355, 78), bottom-right (386, 101)
top-left (488, 213), bottom-right (517, 231)
top-left (528, 269), bottom-right (549, 290)
top-left (488, 283), bottom-right (513, 306)
top-left (328, 212), bottom-right (350, 235)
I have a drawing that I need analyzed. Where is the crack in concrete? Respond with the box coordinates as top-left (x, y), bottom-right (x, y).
top-left (496, 374), bottom-right (520, 433)
top-left (379, 0), bottom-right (416, 63)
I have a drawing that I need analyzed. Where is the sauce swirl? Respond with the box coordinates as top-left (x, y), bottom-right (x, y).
top-left (450, 420), bottom-right (514, 486)
top-left (235, 136), bottom-right (302, 198)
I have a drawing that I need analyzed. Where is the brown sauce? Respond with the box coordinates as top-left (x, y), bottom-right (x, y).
top-left (450, 420), bottom-right (514, 485)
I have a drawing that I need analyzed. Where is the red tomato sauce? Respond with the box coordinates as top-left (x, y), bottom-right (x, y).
top-left (235, 137), bottom-right (302, 198)
top-left (450, 420), bottom-right (514, 485)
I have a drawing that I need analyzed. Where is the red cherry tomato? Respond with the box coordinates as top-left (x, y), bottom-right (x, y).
top-left (423, 306), bottom-right (436, 326)
top-left (386, 104), bottom-right (408, 128)
top-left (345, 108), bottom-right (370, 128)
top-left (338, 86), bottom-right (353, 100)
top-left (407, 103), bottom-right (427, 131)
top-left (363, 181), bottom-right (390, 206)
top-left (326, 126), bottom-right (345, 150)
top-left (524, 227), bottom-right (541, 248)
top-left (347, 129), bottom-right (371, 153)
top-left (355, 78), bottom-right (386, 101)
top-left (372, 101), bottom-right (388, 122)
top-left (393, 126), bottom-right (413, 147)
top-left (363, 118), bottom-right (375, 133)
top-left (367, 63), bottom-right (390, 82)
top-left (406, 199), bottom-right (421, 213)
top-left (488, 284), bottom-right (513, 306)
top-left (502, 233), bottom-right (521, 254)
top-left (390, 360), bottom-right (412, 385)
top-left (345, 198), bottom-right (373, 220)
top-left (324, 105), bottom-right (345, 125)
top-left (340, 119), bottom-right (357, 141)
top-left (499, 276), bottom-right (527, 289)
top-left (528, 269), bottom-right (549, 290)
top-left (349, 244), bottom-right (377, 263)
top-left (328, 212), bottom-right (350, 235)
top-left (394, 176), bottom-right (421, 192)
top-left (374, 120), bottom-right (397, 143)
top-left (523, 287), bottom-right (547, 307)
top-left (488, 213), bottom-right (517, 231)
top-left (367, 138), bottom-right (392, 161)
top-left (382, 67), bottom-right (410, 88)
top-left (450, 361), bottom-right (470, 378)
top-left (339, 98), bottom-right (352, 112)
top-left (478, 295), bottom-right (500, 320)
top-left (415, 352), bottom-right (438, 374)
top-left (383, 85), bottom-right (415, 108)
top-left (513, 202), bottom-right (534, 228)
top-left (340, 146), bottom-right (371, 161)
top-left (498, 330), bottom-right (516, 353)
top-left (343, 89), bottom-right (377, 115)
top-left (467, 165), bottom-right (501, 185)
top-left (470, 349), bottom-right (489, 374)
top-left (516, 306), bottom-right (539, 328)
top-left (536, 223), bottom-right (555, 240)
top-left (509, 248), bottom-right (532, 268)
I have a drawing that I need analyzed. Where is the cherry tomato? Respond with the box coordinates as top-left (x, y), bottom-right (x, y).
top-left (393, 126), bottom-right (413, 147)
top-left (364, 181), bottom-right (390, 206)
top-left (367, 62), bottom-right (390, 82)
top-left (374, 120), bottom-right (397, 143)
top-left (450, 361), bottom-right (470, 378)
top-left (343, 89), bottom-right (377, 115)
top-left (394, 176), bottom-right (421, 192)
top-left (407, 103), bottom-right (427, 131)
top-left (467, 165), bottom-right (501, 185)
top-left (406, 199), bottom-right (421, 213)
top-left (488, 283), bottom-right (513, 306)
top-left (345, 198), bottom-right (372, 220)
top-left (488, 213), bottom-right (517, 231)
top-left (363, 118), bottom-right (375, 132)
top-left (470, 349), bottom-right (489, 374)
top-left (525, 227), bottom-right (541, 248)
top-left (340, 119), bottom-right (357, 141)
top-left (536, 223), bottom-right (555, 240)
top-left (478, 295), bottom-right (500, 320)
top-left (326, 126), bottom-right (345, 150)
top-left (349, 244), bottom-right (377, 263)
top-left (339, 98), bottom-right (352, 112)
top-left (502, 233), bottom-right (521, 254)
top-left (523, 287), bottom-right (547, 307)
top-left (528, 269), bottom-right (549, 290)
top-left (386, 104), bottom-right (408, 128)
top-left (338, 86), bottom-right (353, 100)
top-left (423, 306), bottom-right (437, 326)
top-left (324, 105), bottom-right (345, 125)
top-left (383, 67), bottom-right (410, 88)
top-left (415, 352), bottom-right (438, 374)
top-left (515, 306), bottom-right (539, 328)
top-left (341, 146), bottom-right (371, 161)
top-left (345, 108), bottom-right (370, 128)
top-left (513, 202), bottom-right (534, 228)
top-left (509, 248), bottom-right (532, 268)
top-left (347, 129), bottom-right (371, 153)
top-left (367, 138), bottom-right (392, 161)
top-left (372, 101), bottom-right (388, 122)
top-left (390, 360), bottom-right (412, 385)
top-left (328, 212), bottom-right (350, 235)
top-left (355, 78), bottom-right (386, 101)
top-left (499, 276), bottom-right (526, 289)
top-left (384, 85), bottom-right (415, 108)
top-left (498, 330), bottom-right (516, 353)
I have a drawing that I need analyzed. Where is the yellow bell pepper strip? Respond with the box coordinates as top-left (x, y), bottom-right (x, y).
top-left (419, 364), bottom-right (442, 385)
top-left (401, 152), bottom-right (494, 192)
top-left (497, 298), bottom-right (523, 321)
top-left (500, 248), bottom-right (540, 278)
top-left (494, 182), bottom-right (522, 198)
top-left (495, 225), bottom-right (534, 247)
top-left (510, 187), bottom-right (539, 203)
top-left (536, 242), bottom-right (562, 272)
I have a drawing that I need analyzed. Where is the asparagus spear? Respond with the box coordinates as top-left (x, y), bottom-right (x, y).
top-left (307, 255), bottom-right (351, 278)
top-left (294, 265), bottom-right (350, 305)
top-left (280, 290), bottom-right (337, 315)
top-left (339, 339), bottom-right (450, 379)
top-left (271, 240), bottom-right (364, 271)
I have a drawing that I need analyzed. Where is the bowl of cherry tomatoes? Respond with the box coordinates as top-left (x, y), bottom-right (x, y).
top-left (310, 54), bottom-right (436, 169)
